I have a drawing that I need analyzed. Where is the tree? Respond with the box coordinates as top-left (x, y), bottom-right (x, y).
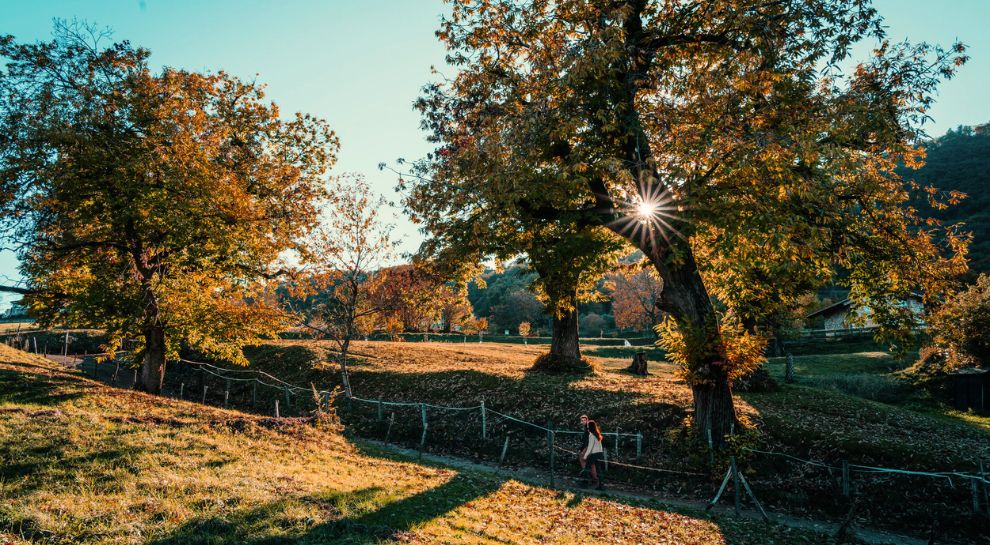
top-left (408, 0), bottom-right (968, 446)
top-left (292, 175), bottom-right (396, 397)
top-left (371, 264), bottom-right (443, 332)
top-left (0, 23), bottom-right (336, 393)
top-left (491, 287), bottom-right (544, 332)
top-left (919, 274), bottom-right (990, 374)
top-left (518, 321), bottom-right (531, 337)
top-left (527, 225), bottom-right (622, 371)
top-left (610, 267), bottom-right (663, 332)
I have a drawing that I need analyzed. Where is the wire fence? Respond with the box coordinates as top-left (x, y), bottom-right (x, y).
top-left (63, 352), bottom-right (990, 540)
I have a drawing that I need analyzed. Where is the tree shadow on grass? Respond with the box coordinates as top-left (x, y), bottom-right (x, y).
top-left (0, 365), bottom-right (87, 407)
top-left (148, 473), bottom-right (505, 545)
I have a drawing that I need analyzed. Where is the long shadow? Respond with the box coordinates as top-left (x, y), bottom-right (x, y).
top-left (0, 366), bottom-right (87, 407)
top-left (148, 473), bottom-right (504, 545)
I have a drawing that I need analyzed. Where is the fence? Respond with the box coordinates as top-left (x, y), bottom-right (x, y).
top-left (68, 353), bottom-right (990, 541)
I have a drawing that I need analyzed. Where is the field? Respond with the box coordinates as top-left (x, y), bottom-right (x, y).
top-left (230, 340), bottom-right (990, 541)
top-left (1, 343), bottom-right (863, 545)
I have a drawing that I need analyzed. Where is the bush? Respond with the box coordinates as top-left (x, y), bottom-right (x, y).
top-left (909, 274), bottom-right (990, 381)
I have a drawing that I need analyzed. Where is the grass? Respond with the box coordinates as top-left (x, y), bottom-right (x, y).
top-left (232, 340), bottom-right (990, 540)
top-left (0, 344), bottom-right (851, 545)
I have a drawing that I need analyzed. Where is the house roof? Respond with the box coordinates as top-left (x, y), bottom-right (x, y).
top-left (805, 298), bottom-right (853, 319)
top-left (805, 293), bottom-right (924, 320)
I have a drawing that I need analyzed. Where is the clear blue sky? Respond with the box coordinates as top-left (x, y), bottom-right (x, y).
top-left (2, 0), bottom-right (989, 308)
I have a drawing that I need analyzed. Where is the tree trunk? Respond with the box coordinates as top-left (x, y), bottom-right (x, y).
top-left (646, 244), bottom-right (738, 448)
top-left (139, 325), bottom-right (166, 394)
top-left (532, 307), bottom-right (589, 373)
top-left (550, 308), bottom-right (581, 362)
top-left (338, 338), bottom-right (353, 397)
top-left (625, 351), bottom-right (649, 375)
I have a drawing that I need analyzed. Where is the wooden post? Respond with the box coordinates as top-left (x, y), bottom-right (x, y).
top-left (499, 435), bottom-right (510, 465)
top-left (706, 429), bottom-right (714, 466)
top-left (377, 400), bottom-right (384, 422)
top-left (202, 385), bottom-right (208, 404)
top-left (705, 466), bottom-right (734, 512)
top-left (224, 379), bottom-right (231, 408)
top-left (841, 460), bottom-right (851, 497)
top-left (385, 412), bottom-right (395, 442)
top-left (614, 429), bottom-right (620, 460)
top-left (251, 381), bottom-right (257, 407)
top-left (179, 383), bottom-right (185, 399)
top-left (731, 456), bottom-right (741, 516)
top-left (112, 361), bottom-right (121, 384)
top-left (63, 331), bottom-right (69, 358)
top-left (973, 477), bottom-right (982, 514)
top-left (480, 400), bottom-right (487, 440)
top-left (283, 387), bottom-right (291, 413)
top-left (275, 399), bottom-right (280, 418)
top-left (635, 432), bottom-right (642, 461)
top-left (547, 429), bottom-right (556, 487)
top-left (419, 403), bottom-right (429, 460)
top-left (132, 368), bottom-right (138, 388)
top-left (32, 337), bottom-right (37, 353)
top-left (981, 460), bottom-right (990, 516)
top-left (785, 353), bottom-right (795, 383)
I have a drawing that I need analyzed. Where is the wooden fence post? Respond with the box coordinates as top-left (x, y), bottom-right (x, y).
top-left (547, 429), bottom-right (556, 487)
top-left (284, 387), bottom-right (291, 413)
top-left (636, 432), bottom-right (643, 461)
top-left (480, 400), bottom-right (487, 440)
top-left (419, 403), bottom-right (429, 459)
top-left (973, 477), bottom-right (982, 515)
top-left (377, 400), bottom-right (383, 422)
top-left (731, 456), bottom-right (741, 516)
top-left (499, 435), bottom-right (510, 465)
top-left (275, 399), bottom-right (280, 418)
top-left (785, 353), bottom-right (795, 383)
top-left (251, 381), bottom-right (257, 407)
top-left (224, 379), bottom-right (231, 408)
top-left (179, 383), bottom-right (184, 399)
top-left (202, 385), bottom-right (208, 404)
top-left (842, 460), bottom-right (851, 497)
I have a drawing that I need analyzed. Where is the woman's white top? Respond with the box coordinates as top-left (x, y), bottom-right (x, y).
top-left (585, 433), bottom-right (604, 455)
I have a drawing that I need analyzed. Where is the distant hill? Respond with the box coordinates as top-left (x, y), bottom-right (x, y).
top-left (901, 123), bottom-right (990, 278)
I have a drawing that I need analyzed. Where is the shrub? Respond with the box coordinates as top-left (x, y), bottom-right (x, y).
top-left (910, 274), bottom-right (990, 381)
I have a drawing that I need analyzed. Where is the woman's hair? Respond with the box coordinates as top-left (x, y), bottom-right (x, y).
top-left (587, 420), bottom-right (603, 441)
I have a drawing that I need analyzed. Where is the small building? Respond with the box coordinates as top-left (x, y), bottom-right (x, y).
top-left (947, 368), bottom-right (989, 414)
top-left (805, 294), bottom-right (925, 331)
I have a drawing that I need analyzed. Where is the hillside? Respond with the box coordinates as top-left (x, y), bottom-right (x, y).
top-left (903, 123), bottom-right (990, 277)
top-left (229, 341), bottom-right (989, 541)
top-left (0, 344), bottom-right (848, 545)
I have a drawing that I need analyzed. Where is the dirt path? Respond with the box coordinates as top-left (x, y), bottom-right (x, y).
top-left (363, 439), bottom-right (936, 545)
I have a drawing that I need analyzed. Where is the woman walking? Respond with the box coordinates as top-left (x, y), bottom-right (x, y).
top-left (580, 420), bottom-right (606, 490)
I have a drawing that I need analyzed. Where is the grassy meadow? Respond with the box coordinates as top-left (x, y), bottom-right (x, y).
top-left (227, 340), bottom-right (990, 540)
top-left (1, 343), bottom-right (860, 545)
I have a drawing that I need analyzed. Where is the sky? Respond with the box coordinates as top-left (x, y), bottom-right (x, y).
top-left (2, 0), bottom-right (989, 309)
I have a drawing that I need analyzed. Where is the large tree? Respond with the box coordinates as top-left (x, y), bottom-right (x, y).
top-left (0, 23), bottom-right (336, 393)
top-left (407, 0), bottom-right (968, 445)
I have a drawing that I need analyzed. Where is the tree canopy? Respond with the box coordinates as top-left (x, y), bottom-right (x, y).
top-left (406, 0), bottom-right (969, 445)
top-left (0, 22), bottom-right (337, 392)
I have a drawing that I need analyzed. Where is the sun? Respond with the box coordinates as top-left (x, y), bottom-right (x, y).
top-left (636, 200), bottom-right (658, 220)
